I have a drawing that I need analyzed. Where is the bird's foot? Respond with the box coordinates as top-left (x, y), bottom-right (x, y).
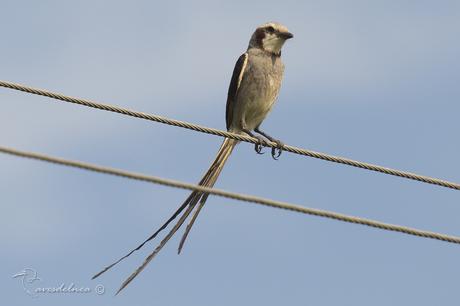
top-left (270, 140), bottom-right (284, 160)
top-left (254, 135), bottom-right (268, 154)
top-left (253, 128), bottom-right (284, 160)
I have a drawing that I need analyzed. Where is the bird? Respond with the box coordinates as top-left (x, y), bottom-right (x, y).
top-left (12, 268), bottom-right (41, 297)
top-left (92, 21), bottom-right (293, 294)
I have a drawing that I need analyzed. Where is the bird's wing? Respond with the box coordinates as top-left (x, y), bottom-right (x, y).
top-left (226, 52), bottom-right (249, 130)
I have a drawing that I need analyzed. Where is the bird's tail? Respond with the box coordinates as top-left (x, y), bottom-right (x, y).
top-left (177, 137), bottom-right (236, 253)
top-left (92, 137), bottom-right (237, 294)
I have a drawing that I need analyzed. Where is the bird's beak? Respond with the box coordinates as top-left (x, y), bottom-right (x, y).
top-left (12, 272), bottom-right (25, 278)
top-left (279, 32), bottom-right (294, 40)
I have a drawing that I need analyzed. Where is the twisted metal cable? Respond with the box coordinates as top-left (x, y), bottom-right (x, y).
top-left (1, 145), bottom-right (460, 245)
top-left (1, 80), bottom-right (459, 191)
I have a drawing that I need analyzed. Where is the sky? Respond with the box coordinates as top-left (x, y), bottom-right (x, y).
top-left (1, 0), bottom-right (460, 305)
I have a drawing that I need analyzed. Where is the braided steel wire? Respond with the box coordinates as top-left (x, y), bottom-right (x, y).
top-left (1, 145), bottom-right (460, 245)
top-left (1, 80), bottom-right (459, 191)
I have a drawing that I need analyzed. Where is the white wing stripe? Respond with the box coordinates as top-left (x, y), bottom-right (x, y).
top-left (236, 53), bottom-right (248, 91)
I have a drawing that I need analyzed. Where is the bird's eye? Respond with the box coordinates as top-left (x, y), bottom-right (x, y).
top-left (266, 26), bottom-right (275, 33)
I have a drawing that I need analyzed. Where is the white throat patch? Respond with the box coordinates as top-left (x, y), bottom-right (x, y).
top-left (262, 35), bottom-right (285, 54)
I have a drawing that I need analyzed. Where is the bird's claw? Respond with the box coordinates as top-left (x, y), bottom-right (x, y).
top-left (271, 140), bottom-right (284, 160)
top-left (254, 136), bottom-right (268, 154)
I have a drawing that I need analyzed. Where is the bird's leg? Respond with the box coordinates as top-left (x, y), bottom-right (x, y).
top-left (254, 127), bottom-right (284, 160)
top-left (241, 128), bottom-right (268, 154)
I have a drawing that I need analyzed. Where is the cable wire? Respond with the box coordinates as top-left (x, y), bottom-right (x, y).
top-left (1, 145), bottom-right (459, 245)
top-left (1, 80), bottom-right (459, 191)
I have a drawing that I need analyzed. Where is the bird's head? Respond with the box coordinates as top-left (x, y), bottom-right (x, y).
top-left (12, 270), bottom-right (27, 278)
top-left (12, 268), bottom-right (40, 282)
top-left (248, 22), bottom-right (293, 56)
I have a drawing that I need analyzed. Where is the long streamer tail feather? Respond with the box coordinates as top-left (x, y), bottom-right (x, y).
top-left (92, 194), bottom-right (193, 280)
top-left (94, 137), bottom-right (237, 293)
top-left (92, 168), bottom-right (213, 280)
top-left (115, 202), bottom-right (197, 294)
top-left (116, 137), bottom-right (236, 293)
top-left (177, 150), bottom-right (229, 253)
top-left (178, 137), bottom-right (236, 253)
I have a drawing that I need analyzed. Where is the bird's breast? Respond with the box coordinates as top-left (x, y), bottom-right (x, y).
top-left (233, 55), bottom-right (284, 130)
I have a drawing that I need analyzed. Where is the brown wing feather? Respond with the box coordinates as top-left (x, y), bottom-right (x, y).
top-left (226, 52), bottom-right (248, 130)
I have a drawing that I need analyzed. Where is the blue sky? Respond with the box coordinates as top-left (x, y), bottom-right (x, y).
top-left (1, 0), bottom-right (460, 305)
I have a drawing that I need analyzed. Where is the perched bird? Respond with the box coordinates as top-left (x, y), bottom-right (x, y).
top-left (93, 21), bottom-right (293, 294)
